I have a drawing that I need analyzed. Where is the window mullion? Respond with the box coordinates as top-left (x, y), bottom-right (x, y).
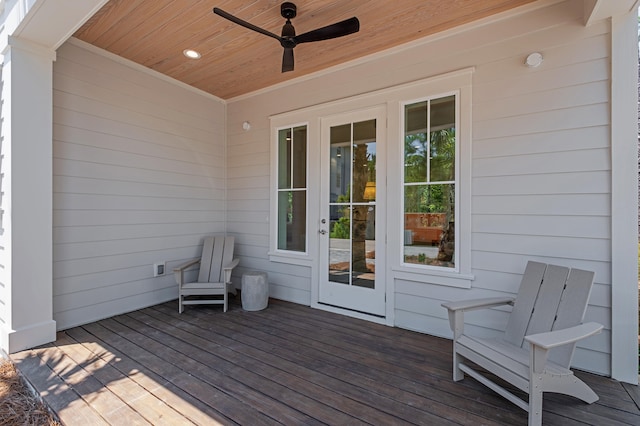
top-left (426, 100), bottom-right (431, 184)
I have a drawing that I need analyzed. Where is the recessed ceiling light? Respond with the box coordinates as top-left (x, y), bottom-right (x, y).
top-left (183, 49), bottom-right (201, 59)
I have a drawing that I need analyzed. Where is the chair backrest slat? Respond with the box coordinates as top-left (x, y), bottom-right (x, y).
top-left (197, 235), bottom-right (235, 283)
top-left (198, 237), bottom-right (215, 283)
top-left (220, 236), bottom-right (235, 281)
top-left (549, 267), bottom-right (595, 367)
top-left (525, 264), bottom-right (570, 339)
top-left (504, 261), bottom-right (547, 346)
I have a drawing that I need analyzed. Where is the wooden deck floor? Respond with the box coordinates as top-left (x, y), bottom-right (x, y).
top-left (11, 297), bottom-right (640, 425)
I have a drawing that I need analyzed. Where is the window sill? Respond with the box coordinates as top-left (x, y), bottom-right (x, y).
top-left (392, 266), bottom-right (474, 288)
top-left (268, 251), bottom-right (314, 266)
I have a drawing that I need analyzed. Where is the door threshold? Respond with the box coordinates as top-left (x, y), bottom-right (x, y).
top-left (314, 302), bottom-right (388, 325)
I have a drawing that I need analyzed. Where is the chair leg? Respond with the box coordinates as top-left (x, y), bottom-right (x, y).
top-left (453, 348), bottom-right (464, 381)
top-left (228, 282), bottom-right (237, 296)
top-left (528, 377), bottom-right (543, 426)
top-left (223, 291), bottom-right (228, 312)
top-left (569, 376), bottom-right (599, 404)
top-left (179, 295), bottom-right (183, 314)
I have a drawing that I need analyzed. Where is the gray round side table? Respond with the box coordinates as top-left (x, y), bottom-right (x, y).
top-left (241, 271), bottom-right (269, 311)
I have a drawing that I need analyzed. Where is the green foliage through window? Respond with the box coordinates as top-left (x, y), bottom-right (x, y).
top-left (403, 95), bottom-right (456, 268)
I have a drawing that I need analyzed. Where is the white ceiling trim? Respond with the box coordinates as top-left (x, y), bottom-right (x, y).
top-left (12, 0), bottom-right (108, 50)
top-left (584, 0), bottom-right (639, 26)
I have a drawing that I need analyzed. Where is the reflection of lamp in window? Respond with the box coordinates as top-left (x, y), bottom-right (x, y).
top-left (336, 148), bottom-right (342, 158)
top-left (363, 181), bottom-right (376, 201)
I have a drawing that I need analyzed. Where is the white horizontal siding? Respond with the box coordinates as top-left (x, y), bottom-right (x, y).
top-left (53, 41), bottom-right (226, 330)
top-left (226, 0), bottom-right (614, 375)
top-left (467, 3), bottom-right (612, 375)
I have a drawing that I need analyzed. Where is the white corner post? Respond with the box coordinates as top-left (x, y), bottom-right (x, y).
top-left (0, 36), bottom-right (56, 353)
top-left (610, 6), bottom-right (639, 384)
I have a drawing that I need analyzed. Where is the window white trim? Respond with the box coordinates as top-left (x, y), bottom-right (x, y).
top-left (269, 121), bottom-right (310, 258)
top-left (387, 70), bottom-right (473, 287)
top-left (400, 90), bottom-right (460, 273)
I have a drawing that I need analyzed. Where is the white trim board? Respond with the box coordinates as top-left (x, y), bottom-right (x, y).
top-left (609, 8), bottom-right (639, 385)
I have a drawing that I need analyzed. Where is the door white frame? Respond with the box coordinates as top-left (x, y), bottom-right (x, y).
top-left (318, 106), bottom-right (387, 317)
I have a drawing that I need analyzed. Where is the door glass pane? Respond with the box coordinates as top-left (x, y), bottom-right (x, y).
top-left (327, 119), bottom-right (377, 288)
top-left (330, 123), bottom-right (351, 202)
top-left (352, 119), bottom-right (376, 203)
top-left (352, 205), bottom-right (375, 288)
top-left (329, 205), bottom-right (350, 284)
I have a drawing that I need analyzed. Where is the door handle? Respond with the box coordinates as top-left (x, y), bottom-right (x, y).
top-left (319, 229), bottom-right (327, 235)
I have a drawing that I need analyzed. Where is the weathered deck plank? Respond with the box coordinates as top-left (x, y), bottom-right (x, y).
top-left (140, 305), bottom-right (463, 425)
top-left (11, 298), bottom-right (640, 426)
top-left (147, 302), bottom-right (515, 425)
top-left (11, 346), bottom-right (110, 425)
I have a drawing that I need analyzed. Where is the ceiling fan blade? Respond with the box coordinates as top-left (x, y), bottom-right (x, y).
top-left (294, 17), bottom-right (359, 44)
top-left (213, 7), bottom-right (281, 42)
top-left (282, 47), bottom-right (294, 72)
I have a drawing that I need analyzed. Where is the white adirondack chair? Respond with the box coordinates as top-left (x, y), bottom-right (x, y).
top-left (174, 235), bottom-right (239, 313)
top-left (442, 261), bottom-right (603, 425)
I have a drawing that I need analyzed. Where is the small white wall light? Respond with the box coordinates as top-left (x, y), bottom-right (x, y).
top-left (242, 121), bottom-right (251, 131)
top-left (524, 52), bottom-right (543, 68)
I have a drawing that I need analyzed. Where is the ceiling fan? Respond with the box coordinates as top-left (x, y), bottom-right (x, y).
top-left (213, 2), bottom-right (360, 73)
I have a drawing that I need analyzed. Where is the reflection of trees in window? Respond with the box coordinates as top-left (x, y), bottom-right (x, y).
top-left (403, 95), bottom-right (456, 268)
top-left (329, 119), bottom-right (377, 279)
top-left (352, 142), bottom-right (370, 274)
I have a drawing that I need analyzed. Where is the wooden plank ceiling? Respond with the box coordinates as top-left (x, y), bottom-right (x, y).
top-left (74, 0), bottom-right (535, 100)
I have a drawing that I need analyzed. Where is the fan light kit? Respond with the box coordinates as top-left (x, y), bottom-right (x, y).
top-left (213, 2), bottom-right (359, 72)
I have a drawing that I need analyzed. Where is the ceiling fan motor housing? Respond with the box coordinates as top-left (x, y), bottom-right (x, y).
top-left (281, 2), bottom-right (297, 19)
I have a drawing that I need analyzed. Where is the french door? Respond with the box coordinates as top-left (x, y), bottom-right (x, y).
top-left (318, 107), bottom-right (386, 316)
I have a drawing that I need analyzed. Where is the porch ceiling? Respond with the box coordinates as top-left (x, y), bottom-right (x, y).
top-left (73, 0), bottom-right (535, 100)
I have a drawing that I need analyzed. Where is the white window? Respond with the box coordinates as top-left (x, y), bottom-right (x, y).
top-left (402, 94), bottom-right (457, 270)
top-left (275, 125), bottom-right (308, 253)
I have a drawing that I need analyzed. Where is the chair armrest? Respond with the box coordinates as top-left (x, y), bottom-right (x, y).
top-left (223, 258), bottom-right (240, 271)
top-left (525, 322), bottom-right (603, 350)
top-left (441, 297), bottom-right (514, 339)
top-left (526, 322), bottom-right (603, 374)
top-left (442, 297), bottom-right (514, 312)
top-left (173, 258), bottom-right (200, 286)
top-left (223, 258), bottom-right (239, 287)
top-left (173, 258), bottom-right (200, 272)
